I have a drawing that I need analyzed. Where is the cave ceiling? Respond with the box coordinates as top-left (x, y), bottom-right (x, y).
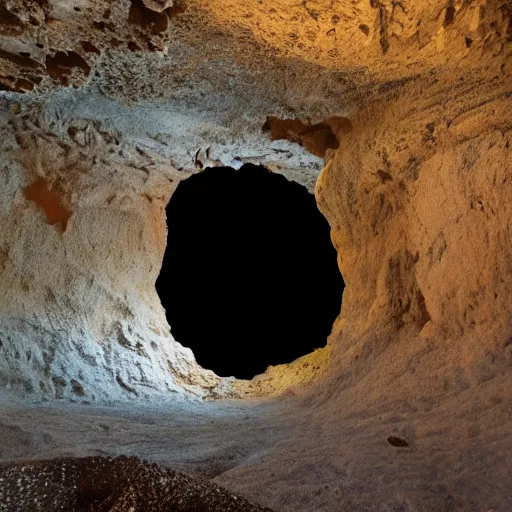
top-left (2, 0), bottom-right (509, 188)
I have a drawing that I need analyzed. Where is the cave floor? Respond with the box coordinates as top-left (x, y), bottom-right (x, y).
top-left (1, 375), bottom-right (511, 512)
top-left (0, 397), bottom-right (292, 480)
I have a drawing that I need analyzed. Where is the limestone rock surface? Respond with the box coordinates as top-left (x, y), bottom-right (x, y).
top-left (0, 0), bottom-right (511, 510)
top-left (0, 0), bottom-right (509, 402)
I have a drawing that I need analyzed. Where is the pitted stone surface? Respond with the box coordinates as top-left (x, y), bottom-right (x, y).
top-left (0, 456), bottom-right (273, 511)
top-left (0, 2), bottom-right (511, 510)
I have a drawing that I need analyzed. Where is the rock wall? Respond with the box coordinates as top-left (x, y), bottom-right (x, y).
top-left (316, 65), bottom-right (512, 406)
top-left (0, 100), bottom-right (235, 401)
top-left (0, 0), bottom-right (511, 402)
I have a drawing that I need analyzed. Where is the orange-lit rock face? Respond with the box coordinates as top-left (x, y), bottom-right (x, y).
top-left (2, 0), bottom-right (509, 187)
top-left (23, 178), bottom-right (72, 232)
top-left (263, 117), bottom-right (346, 158)
top-left (1, 0), bottom-right (510, 92)
top-left (316, 72), bottom-right (512, 400)
top-left (45, 51), bottom-right (91, 87)
top-left (0, 0), bottom-right (510, 403)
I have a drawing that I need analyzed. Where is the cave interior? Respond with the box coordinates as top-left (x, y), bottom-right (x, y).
top-left (0, 0), bottom-right (511, 511)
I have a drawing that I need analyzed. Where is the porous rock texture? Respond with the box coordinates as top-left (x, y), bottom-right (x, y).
top-left (0, 455), bottom-right (273, 511)
top-left (0, 99), bottom-right (237, 401)
top-left (0, 0), bottom-right (512, 510)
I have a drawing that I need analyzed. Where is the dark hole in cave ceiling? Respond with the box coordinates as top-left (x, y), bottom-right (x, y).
top-left (156, 164), bottom-right (344, 379)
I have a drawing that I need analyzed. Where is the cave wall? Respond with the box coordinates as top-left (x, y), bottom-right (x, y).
top-left (0, 0), bottom-right (510, 401)
top-left (0, 101), bottom-right (234, 400)
top-left (316, 66), bottom-right (512, 406)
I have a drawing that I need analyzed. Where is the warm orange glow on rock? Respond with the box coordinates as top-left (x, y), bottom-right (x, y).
top-left (263, 116), bottom-right (345, 158)
top-left (23, 178), bottom-right (72, 232)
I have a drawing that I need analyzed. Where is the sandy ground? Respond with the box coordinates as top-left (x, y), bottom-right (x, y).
top-left (1, 373), bottom-right (511, 512)
top-left (0, 397), bottom-right (292, 480)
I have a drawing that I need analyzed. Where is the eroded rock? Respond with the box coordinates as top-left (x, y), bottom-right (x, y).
top-left (0, 1), bottom-right (511, 511)
top-left (0, 0), bottom-right (510, 417)
top-left (0, 456), bottom-right (273, 511)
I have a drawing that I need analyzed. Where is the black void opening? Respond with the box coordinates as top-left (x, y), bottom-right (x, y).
top-left (156, 164), bottom-right (344, 379)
